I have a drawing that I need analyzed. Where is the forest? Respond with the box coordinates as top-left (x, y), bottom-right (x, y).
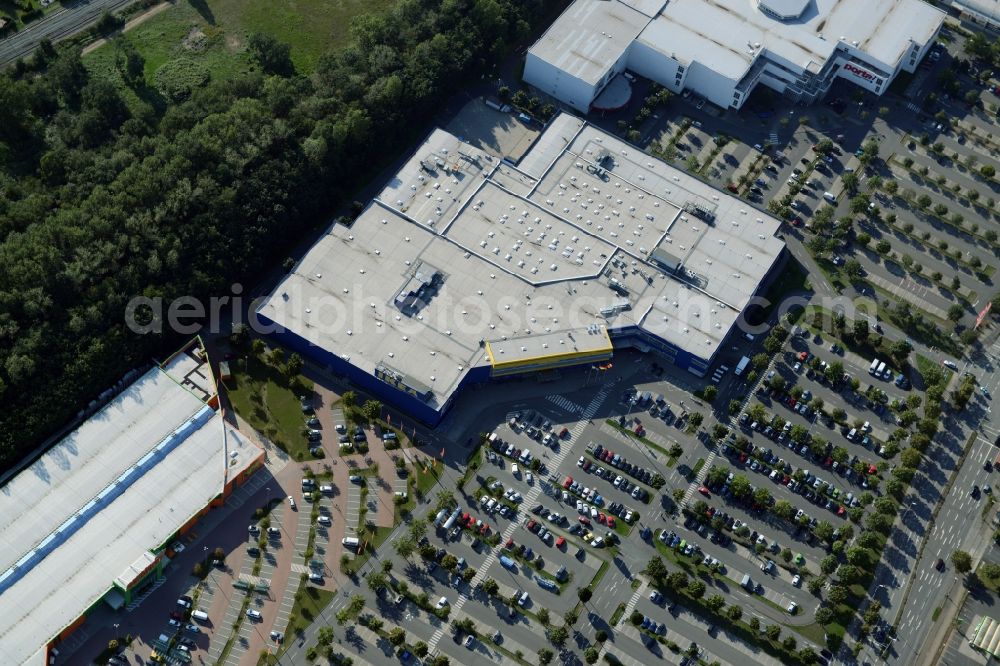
top-left (0, 0), bottom-right (547, 472)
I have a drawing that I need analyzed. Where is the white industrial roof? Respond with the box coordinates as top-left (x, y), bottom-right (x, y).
top-left (258, 114), bottom-right (784, 407)
top-left (951, 0), bottom-right (1000, 23)
top-left (645, 0), bottom-right (943, 80)
top-left (0, 352), bottom-right (257, 666)
top-left (526, 0), bottom-right (650, 85)
top-left (534, 0), bottom-right (943, 87)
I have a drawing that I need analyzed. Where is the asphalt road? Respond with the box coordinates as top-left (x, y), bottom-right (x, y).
top-left (0, 0), bottom-right (142, 67)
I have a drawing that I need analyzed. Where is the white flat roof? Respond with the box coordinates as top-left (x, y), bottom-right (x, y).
top-left (0, 352), bottom-right (256, 665)
top-left (645, 0), bottom-right (942, 80)
top-left (534, 0), bottom-right (943, 88)
top-left (258, 114), bottom-right (784, 406)
top-left (526, 0), bottom-right (651, 85)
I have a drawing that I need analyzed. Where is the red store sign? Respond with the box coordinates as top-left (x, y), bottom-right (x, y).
top-left (843, 62), bottom-right (876, 82)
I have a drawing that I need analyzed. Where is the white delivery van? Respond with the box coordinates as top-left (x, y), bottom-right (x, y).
top-left (191, 609), bottom-right (209, 623)
top-left (876, 361), bottom-right (886, 377)
top-left (869, 359), bottom-right (880, 375)
top-left (342, 537), bottom-right (360, 550)
top-left (823, 192), bottom-right (837, 203)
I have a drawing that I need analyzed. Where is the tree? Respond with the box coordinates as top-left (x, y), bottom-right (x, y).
top-left (537, 608), bottom-right (550, 626)
top-left (584, 647), bottom-right (599, 664)
top-left (361, 399), bottom-right (383, 423)
top-left (394, 536), bottom-right (415, 560)
top-left (548, 625), bottom-right (568, 647)
top-left (774, 500), bottom-right (794, 520)
top-left (114, 38), bottom-right (146, 87)
top-left (705, 594), bottom-right (726, 611)
top-left (435, 491), bottom-right (456, 513)
top-left (687, 580), bottom-right (706, 598)
top-left (689, 412), bottom-right (704, 429)
top-left (247, 32), bottom-right (294, 76)
top-left (702, 385), bottom-right (718, 402)
top-left (730, 475), bottom-right (753, 499)
top-left (952, 550), bottom-right (973, 574)
top-left (286, 352), bottom-right (304, 377)
top-left (537, 648), bottom-right (554, 665)
top-left (947, 304), bottom-right (964, 322)
top-left (388, 627), bottom-right (406, 645)
top-left (667, 572), bottom-right (689, 590)
top-left (726, 605), bottom-right (743, 622)
top-left (842, 171), bottom-right (859, 193)
top-left (577, 587), bottom-right (593, 602)
top-left (982, 164), bottom-right (996, 179)
top-left (646, 556), bottom-right (669, 582)
top-left (815, 607), bottom-right (834, 624)
top-left (366, 571), bottom-right (388, 594)
top-left (844, 259), bottom-right (863, 280)
top-left (482, 578), bottom-right (499, 596)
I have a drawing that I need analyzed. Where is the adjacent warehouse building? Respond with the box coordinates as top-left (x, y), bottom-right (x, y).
top-left (257, 113), bottom-right (785, 425)
top-left (0, 341), bottom-right (263, 665)
top-left (524, 0), bottom-right (945, 112)
top-left (950, 0), bottom-right (1000, 30)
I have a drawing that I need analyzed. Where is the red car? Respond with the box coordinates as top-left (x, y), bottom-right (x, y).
top-left (698, 486), bottom-right (711, 497)
top-left (837, 505), bottom-right (846, 516)
top-left (797, 351), bottom-right (809, 361)
top-left (726, 183), bottom-right (739, 193)
top-left (559, 427), bottom-right (570, 439)
top-left (555, 536), bottom-right (566, 548)
top-left (563, 476), bottom-right (573, 489)
top-left (505, 538), bottom-right (515, 549)
top-left (607, 516), bottom-right (616, 528)
top-left (597, 513), bottom-right (607, 524)
top-left (527, 520), bottom-right (539, 532)
top-left (579, 516), bottom-right (592, 526)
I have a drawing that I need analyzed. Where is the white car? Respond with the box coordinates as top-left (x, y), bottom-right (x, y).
top-left (792, 575), bottom-right (801, 587)
top-left (318, 515), bottom-right (331, 526)
top-left (578, 456), bottom-right (585, 467)
top-left (576, 500), bottom-right (585, 513)
top-left (436, 596), bottom-right (449, 609)
top-left (943, 359), bottom-right (958, 370)
top-left (288, 495), bottom-right (296, 510)
top-left (246, 609), bottom-right (262, 621)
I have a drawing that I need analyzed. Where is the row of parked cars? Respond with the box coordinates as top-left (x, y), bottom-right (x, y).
top-left (587, 442), bottom-right (663, 489)
top-left (560, 475), bottom-right (636, 524)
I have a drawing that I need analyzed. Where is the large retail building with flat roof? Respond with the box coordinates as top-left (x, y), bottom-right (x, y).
top-left (524, 0), bottom-right (944, 112)
top-left (257, 113), bottom-right (786, 425)
top-left (0, 341), bottom-right (263, 665)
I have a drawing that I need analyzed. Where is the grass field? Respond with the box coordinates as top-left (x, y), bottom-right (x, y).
top-left (84, 0), bottom-right (396, 93)
top-left (225, 356), bottom-right (315, 460)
